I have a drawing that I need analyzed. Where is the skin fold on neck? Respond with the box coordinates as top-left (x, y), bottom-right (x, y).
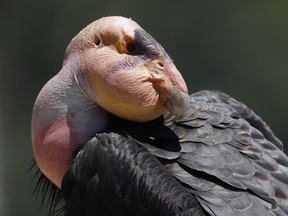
top-left (31, 55), bottom-right (108, 188)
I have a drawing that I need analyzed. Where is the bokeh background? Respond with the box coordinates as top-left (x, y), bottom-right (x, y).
top-left (1, 1), bottom-right (288, 215)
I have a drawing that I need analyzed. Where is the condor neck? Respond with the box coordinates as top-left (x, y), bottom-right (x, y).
top-left (32, 55), bottom-right (108, 188)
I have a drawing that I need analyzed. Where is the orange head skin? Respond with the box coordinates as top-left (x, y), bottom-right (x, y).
top-left (31, 16), bottom-right (188, 188)
top-left (71, 17), bottom-right (187, 121)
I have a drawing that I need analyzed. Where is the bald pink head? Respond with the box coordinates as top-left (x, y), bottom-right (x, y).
top-left (31, 16), bottom-right (188, 188)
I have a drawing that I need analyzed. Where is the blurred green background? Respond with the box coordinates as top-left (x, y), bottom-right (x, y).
top-left (1, 1), bottom-right (287, 215)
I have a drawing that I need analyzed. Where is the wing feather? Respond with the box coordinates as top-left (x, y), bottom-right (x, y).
top-left (162, 90), bottom-right (288, 215)
top-left (61, 90), bottom-right (288, 215)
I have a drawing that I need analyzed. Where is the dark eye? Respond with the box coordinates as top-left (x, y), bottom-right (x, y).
top-left (94, 35), bottom-right (101, 46)
top-left (126, 42), bottom-right (136, 53)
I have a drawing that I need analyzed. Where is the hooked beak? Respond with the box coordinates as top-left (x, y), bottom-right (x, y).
top-left (162, 60), bottom-right (188, 93)
top-left (146, 59), bottom-right (190, 118)
top-left (164, 84), bottom-right (190, 119)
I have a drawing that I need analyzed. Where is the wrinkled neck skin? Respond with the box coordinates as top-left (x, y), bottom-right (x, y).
top-left (31, 54), bottom-right (108, 188)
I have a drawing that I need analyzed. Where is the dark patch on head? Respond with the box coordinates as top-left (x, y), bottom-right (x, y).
top-left (110, 29), bottom-right (171, 73)
top-left (134, 29), bottom-right (170, 59)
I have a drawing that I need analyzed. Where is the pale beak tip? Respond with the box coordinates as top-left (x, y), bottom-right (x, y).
top-left (164, 85), bottom-right (190, 119)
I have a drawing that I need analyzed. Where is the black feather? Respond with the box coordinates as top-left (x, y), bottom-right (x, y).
top-left (29, 159), bottom-right (64, 216)
top-left (31, 90), bottom-right (288, 216)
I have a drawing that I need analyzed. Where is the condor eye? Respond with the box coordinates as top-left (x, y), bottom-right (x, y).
top-left (95, 39), bottom-right (101, 46)
top-left (126, 42), bottom-right (136, 53)
top-left (94, 35), bottom-right (101, 46)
